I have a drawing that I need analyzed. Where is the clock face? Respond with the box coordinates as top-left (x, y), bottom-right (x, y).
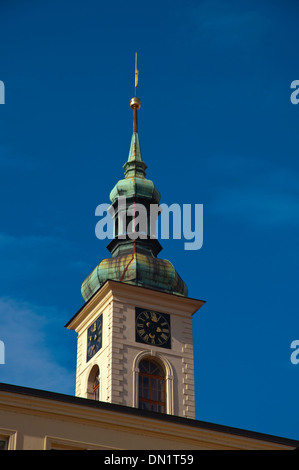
top-left (135, 308), bottom-right (171, 349)
top-left (86, 314), bottom-right (103, 362)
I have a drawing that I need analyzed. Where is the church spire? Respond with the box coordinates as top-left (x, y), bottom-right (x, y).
top-left (124, 53), bottom-right (146, 178)
top-left (132, 52), bottom-right (140, 133)
top-left (80, 54), bottom-right (188, 302)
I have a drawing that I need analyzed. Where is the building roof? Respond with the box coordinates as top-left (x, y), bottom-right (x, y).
top-left (1, 382), bottom-right (298, 450)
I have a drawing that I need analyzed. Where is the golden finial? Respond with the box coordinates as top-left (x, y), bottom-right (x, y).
top-left (130, 52), bottom-right (141, 111)
top-left (135, 52), bottom-right (138, 94)
top-left (130, 53), bottom-right (141, 133)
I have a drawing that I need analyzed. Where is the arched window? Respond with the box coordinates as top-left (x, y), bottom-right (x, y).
top-left (138, 359), bottom-right (166, 413)
top-left (87, 364), bottom-right (100, 400)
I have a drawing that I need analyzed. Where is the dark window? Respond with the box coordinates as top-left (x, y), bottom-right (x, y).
top-left (138, 359), bottom-right (166, 413)
top-left (0, 439), bottom-right (8, 450)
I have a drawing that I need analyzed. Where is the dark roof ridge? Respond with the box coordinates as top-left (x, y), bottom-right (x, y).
top-left (1, 382), bottom-right (298, 448)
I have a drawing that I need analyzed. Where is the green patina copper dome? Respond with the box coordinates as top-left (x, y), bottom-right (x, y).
top-left (81, 96), bottom-right (188, 302)
top-left (81, 251), bottom-right (188, 301)
top-left (110, 133), bottom-right (160, 205)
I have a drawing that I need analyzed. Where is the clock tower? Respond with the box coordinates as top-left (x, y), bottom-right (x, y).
top-left (66, 62), bottom-right (205, 419)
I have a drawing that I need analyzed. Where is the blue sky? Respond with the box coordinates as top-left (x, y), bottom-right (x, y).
top-left (0, 0), bottom-right (299, 441)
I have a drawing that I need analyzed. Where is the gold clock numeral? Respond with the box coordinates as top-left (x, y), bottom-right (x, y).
top-left (88, 344), bottom-right (95, 357)
top-left (150, 312), bottom-right (158, 322)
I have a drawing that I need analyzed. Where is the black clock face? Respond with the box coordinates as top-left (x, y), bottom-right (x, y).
top-left (87, 314), bottom-right (102, 362)
top-left (135, 308), bottom-right (171, 349)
